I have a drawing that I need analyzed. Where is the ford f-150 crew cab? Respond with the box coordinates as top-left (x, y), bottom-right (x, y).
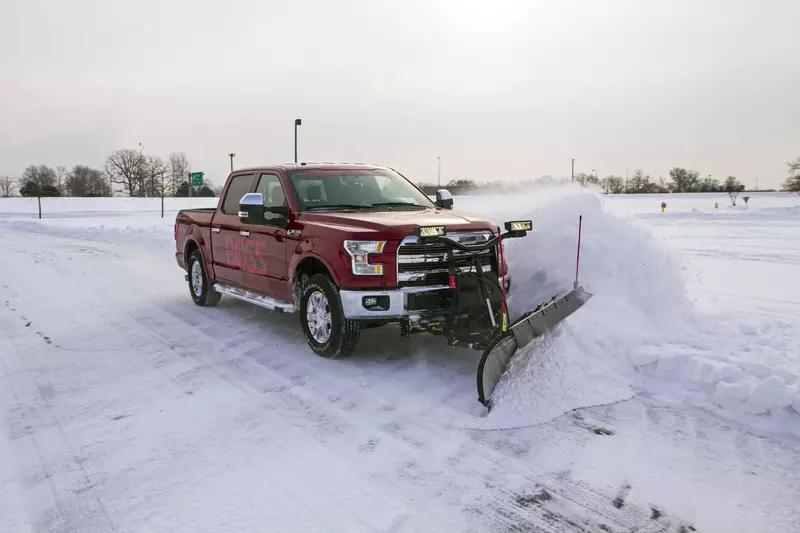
top-left (174, 163), bottom-right (515, 359)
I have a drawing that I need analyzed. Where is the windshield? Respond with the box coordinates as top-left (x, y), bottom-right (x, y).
top-left (288, 168), bottom-right (435, 211)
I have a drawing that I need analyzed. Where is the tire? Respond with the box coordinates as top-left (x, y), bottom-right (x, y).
top-left (187, 250), bottom-right (221, 307)
top-left (300, 274), bottom-right (360, 359)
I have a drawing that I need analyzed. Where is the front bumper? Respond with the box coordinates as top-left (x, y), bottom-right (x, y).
top-left (340, 275), bottom-right (511, 320)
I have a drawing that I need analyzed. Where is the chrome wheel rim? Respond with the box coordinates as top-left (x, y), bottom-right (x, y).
top-left (191, 261), bottom-right (203, 297)
top-left (306, 290), bottom-right (332, 344)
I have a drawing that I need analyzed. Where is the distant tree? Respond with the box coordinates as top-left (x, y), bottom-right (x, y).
top-left (628, 169), bottom-right (652, 193)
top-left (138, 156), bottom-right (165, 197)
top-left (600, 175), bottom-right (624, 194)
top-left (574, 173), bottom-right (598, 187)
top-left (19, 165), bottom-right (60, 197)
top-left (175, 181), bottom-right (189, 197)
top-left (20, 165), bottom-right (57, 192)
top-left (641, 180), bottom-right (662, 193)
top-left (144, 156), bottom-right (172, 216)
top-left (65, 165), bottom-right (111, 197)
top-left (782, 157), bottom-right (800, 194)
top-left (658, 177), bottom-right (670, 193)
top-left (724, 176), bottom-right (745, 205)
top-left (0, 176), bottom-right (15, 197)
top-left (175, 181), bottom-right (215, 197)
top-left (56, 165), bottom-right (68, 194)
top-left (697, 176), bottom-right (721, 192)
top-left (20, 181), bottom-right (61, 197)
top-left (197, 185), bottom-right (216, 197)
top-left (668, 168), bottom-right (700, 192)
top-left (106, 149), bottom-right (145, 197)
top-left (169, 152), bottom-right (191, 195)
top-left (447, 178), bottom-right (476, 188)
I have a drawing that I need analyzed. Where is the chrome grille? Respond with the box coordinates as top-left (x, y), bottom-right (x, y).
top-left (396, 231), bottom-right (496, 287)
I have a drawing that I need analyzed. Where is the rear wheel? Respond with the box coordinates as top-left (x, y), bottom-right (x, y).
top-left (300, 274), bottom-right (360, 358)
top-left (187, 250), bottom-right (221, 307)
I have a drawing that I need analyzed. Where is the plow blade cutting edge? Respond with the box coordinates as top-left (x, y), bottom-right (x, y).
top-left (476, 285), bottom-right (593, 408)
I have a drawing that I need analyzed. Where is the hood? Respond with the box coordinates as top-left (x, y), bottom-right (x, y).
top-left (299, 207), bottom-right (496, 239)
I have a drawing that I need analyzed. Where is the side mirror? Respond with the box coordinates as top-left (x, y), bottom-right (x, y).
top-left (435, 189), bottom-right (453, 209)
top-left (239, 193), bottom-right (265, 224)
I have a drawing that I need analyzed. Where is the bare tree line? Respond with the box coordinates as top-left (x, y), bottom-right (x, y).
top-left (1, 149), bottom-right (214, 199)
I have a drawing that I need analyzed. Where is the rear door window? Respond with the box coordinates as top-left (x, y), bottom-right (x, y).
top-left (221, 174), bottom-right (254, 214)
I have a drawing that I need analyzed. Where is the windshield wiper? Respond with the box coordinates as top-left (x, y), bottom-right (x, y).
top-left (305, 204), bottom-right (371, 211)
top-left (369, 202), bottom-right (427, 209)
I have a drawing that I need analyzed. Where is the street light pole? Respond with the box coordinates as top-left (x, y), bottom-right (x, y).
top-left (571, 158), bottom-right (575, 181)
top-left (138, 142), bottom-right (144, 197)
top-left (294, 119), bottom-right (302, 163)
top-left (228, 153), bottom-right (235, 173)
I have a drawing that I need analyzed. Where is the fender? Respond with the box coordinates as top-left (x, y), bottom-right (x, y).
top-left (184, 226), bottom-right (216, 282)
top-left (289, 237), bottom-right (345, 288)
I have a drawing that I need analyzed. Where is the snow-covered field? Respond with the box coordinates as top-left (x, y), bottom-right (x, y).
top-left (1, 190), bottom-right (799, 532)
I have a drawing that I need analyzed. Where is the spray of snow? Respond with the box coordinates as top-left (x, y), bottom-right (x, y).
top-left (457, 188), bottom-right (692, 426)
top-left (458, 188), bottom-right (800, 433)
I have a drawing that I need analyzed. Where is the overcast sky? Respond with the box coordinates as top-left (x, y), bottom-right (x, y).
top-left (2, 0), bottom-right (798, 188)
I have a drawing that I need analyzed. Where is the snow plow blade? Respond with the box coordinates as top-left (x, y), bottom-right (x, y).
top-left (477, 285), bottom-right (593, 408)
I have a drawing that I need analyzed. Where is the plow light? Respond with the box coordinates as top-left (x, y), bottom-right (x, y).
top-left (416, 225), bottom-right (446, 240)
top-left (504, 220), bottom-right (533, 232)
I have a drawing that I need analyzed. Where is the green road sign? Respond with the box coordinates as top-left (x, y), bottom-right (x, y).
top-left (190, 172), bottom-right (204, 186)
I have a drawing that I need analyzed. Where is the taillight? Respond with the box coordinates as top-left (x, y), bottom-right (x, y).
top-left (173, 222), bottom-right (178, 240)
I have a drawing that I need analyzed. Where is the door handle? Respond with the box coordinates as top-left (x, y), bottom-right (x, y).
top-left (211, 227), bottom-right (221, 233)
top-left (240, 230), bottom-right (250, 237)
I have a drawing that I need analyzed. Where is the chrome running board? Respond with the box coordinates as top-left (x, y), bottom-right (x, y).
top-left (214, 283), bottom-right (296, 313)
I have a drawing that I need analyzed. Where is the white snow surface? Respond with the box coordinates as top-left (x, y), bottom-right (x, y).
top-left (1, 189), bottom-right (800, 532)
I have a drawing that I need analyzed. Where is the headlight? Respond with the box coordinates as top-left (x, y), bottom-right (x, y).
top-left (343, 240), bottom-right (386, 275)
top-left (504, 220), bottom-right (533, 232)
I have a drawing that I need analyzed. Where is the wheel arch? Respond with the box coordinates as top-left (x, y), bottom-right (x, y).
top-left (184, 238), bottom-right (200, 266)
top-left (184, 231), bottom-right (215, 281)
top-left (291, 254), bottom-right (340, 308)
top-left (292, 253), bottom-right (340, 287)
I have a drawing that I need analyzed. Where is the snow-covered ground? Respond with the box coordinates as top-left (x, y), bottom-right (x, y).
top-left (1, 190), bottom-right (799, 532)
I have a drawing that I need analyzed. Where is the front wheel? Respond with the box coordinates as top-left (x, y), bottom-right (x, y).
top-left (300, 274), bottom-right (360, 359)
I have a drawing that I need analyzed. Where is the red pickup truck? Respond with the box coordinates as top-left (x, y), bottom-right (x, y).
top-left (175, 163), bottom-right (514, 360)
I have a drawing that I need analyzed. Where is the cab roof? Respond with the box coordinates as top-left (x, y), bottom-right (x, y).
top-left (232, 162), bottom-right (391, 173)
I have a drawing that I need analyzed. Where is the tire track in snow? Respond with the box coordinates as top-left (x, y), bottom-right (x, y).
top-left (1, 235), bottom-right (452, 532)
top-left (128, 300), bottom-right (678, 532)
top-left (0, 313), bottom-right (120, 533)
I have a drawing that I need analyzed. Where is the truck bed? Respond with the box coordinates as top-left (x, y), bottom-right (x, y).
top-left (176, 208), bottom-right (215, 227)
top-left (175, 207), bottom-right (217, 270)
